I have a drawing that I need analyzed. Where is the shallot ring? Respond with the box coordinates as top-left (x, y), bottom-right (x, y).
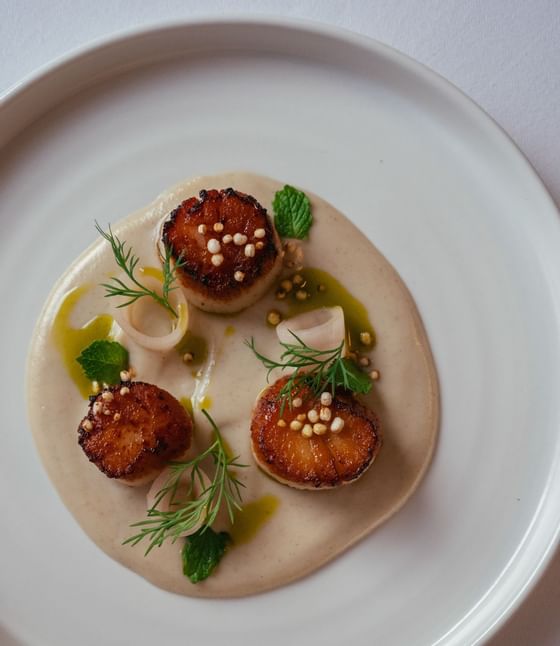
top-left (113, 274), bottom-right (188, 352)
top-left (276, 306), bottom-right (347, 354)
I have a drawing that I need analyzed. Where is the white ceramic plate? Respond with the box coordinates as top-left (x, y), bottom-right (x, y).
top-left (2, 17), bottom-right (560, 646)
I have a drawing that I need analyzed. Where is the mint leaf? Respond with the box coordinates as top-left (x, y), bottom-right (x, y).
top-left (331, 358), bottom-right (372, 395)
top-left (182, 527), bottom-right (230, 583)
top-left (273, 185), bottom-right (312, 239)
top-left (76, 340), bottom-right (129, 384)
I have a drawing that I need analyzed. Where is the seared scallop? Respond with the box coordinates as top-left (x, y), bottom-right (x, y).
top-left (251, 377), bottom-right (382, 489)
top-left (162, 188), bottom-right (282, 313)
top-left (78, 382), bottom-right (192, 485)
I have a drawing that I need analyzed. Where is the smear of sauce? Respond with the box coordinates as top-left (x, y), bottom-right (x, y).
top-left (231, 495), bottom-right (280, 545)
top-left (52, 286), bottom-right (113, 398)
top-left (29, 171), bottom-right (439, 598)
top-left (224, 325), bottom-right (236, 337)
top-left (283, 267), bottom-right (376, 349)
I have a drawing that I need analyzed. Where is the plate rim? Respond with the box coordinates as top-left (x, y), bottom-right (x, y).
top-left (3, 14), bottom-right (560, 646)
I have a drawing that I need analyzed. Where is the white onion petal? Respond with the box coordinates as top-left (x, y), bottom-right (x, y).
top-left (276, 306), bottom-right (347, 353)
top-left (147, 465), bottom-right (212, 537)
top-left (113, 274), bottom-right (188, 352)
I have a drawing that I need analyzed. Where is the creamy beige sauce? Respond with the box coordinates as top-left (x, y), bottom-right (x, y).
top-left (26, 172), bottom-right (439, 597)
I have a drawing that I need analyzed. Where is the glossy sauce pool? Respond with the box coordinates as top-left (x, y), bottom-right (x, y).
top-left (26, 172), bottom-right (439, 597)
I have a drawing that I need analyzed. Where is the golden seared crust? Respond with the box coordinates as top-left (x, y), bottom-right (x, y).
top-left (78, 382), bottom-right (192, 484)
top-left (251, 377), bottom-right (382, 489)
top-left (162, 188), bottom-right (281, 310)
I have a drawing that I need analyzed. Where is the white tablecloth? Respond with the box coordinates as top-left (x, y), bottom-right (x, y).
top-left (1, 1), bottom-right (559, 644)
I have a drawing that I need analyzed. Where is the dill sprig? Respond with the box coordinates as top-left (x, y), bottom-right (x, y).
top-left (123, 410), bottom-right (247, 555)
top-left (95, 221), bottom-right (185, 318)
top-left (246, 332), bottom-right (372, 412)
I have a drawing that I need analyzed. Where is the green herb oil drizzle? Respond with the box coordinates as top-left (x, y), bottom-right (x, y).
top-left (179, 397), bottom-right (194, 418)
top-left (230, 495), bottom-right (280, 545)
top-left (52, 286), bottom-right (113, 398)
top-left (176, 331), bottom-right (208, 367)
top-left (284, 268), bottom-right (375, 349)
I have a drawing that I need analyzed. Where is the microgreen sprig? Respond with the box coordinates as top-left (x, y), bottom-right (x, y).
top-left (95, 221), bottom-right (185, 318)
top-left (246, 332), bottom-right (371, 413)
top-left (123, 410), bottom-right (247, 555)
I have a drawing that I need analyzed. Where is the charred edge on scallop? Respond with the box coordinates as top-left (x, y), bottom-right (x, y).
top-left (78, 381), bottom-right (192, 483)
top-left (250, 376), bottom-right (382, 489)
top-left (161, 188), bottom-right (282, 312)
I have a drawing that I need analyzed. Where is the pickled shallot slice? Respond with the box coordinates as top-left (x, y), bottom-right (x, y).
top-left (276, 306), bottom-right (346, 353)
top-left (113, 274), bottom-right (188, 352)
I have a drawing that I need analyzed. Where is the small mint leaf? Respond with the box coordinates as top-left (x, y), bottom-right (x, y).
top-left (76, 340), bottom-right (129, 384)
top-left (272, 185), bottom-right (312, 239)
top-left (182, 527), bottom-right (230, 583)
top-left (333, 358), bottom-right (372, 394)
